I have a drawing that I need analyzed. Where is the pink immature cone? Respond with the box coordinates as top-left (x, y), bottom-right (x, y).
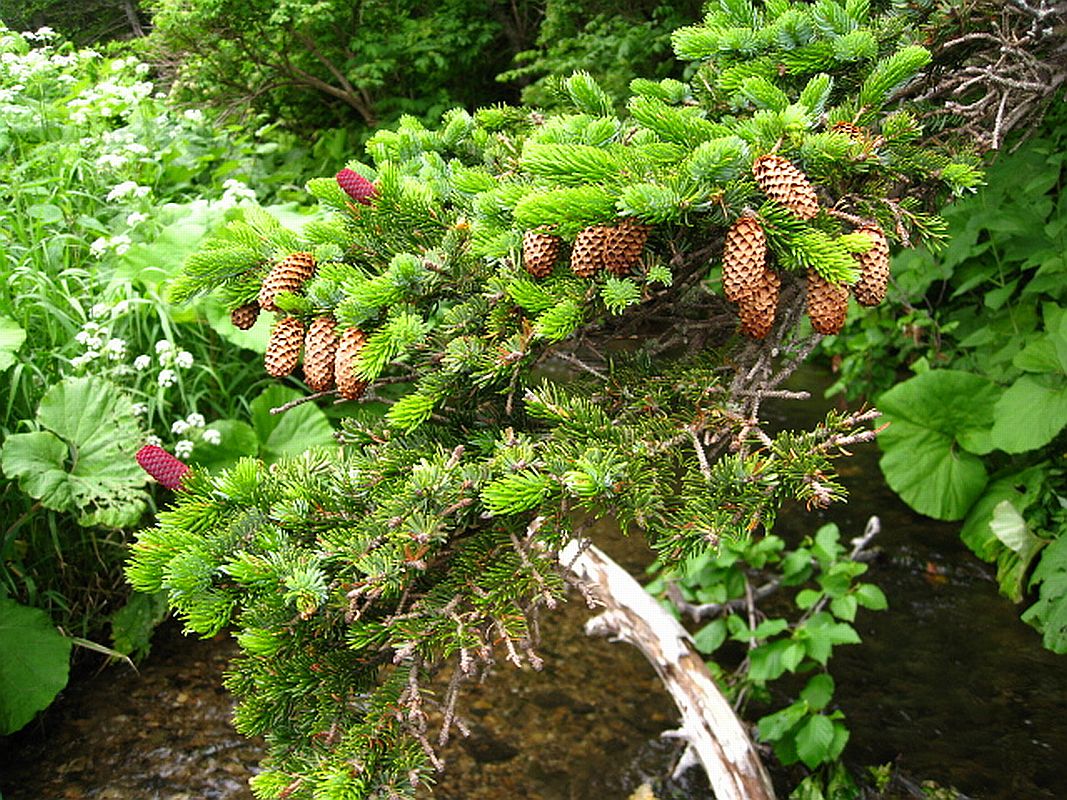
top-left (335, 168), bottom-right (378, 205)
top-left (136, 444), bottom-right (189, 490)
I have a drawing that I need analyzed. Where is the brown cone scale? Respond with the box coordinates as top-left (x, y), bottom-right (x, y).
top-left (523, 231), bottom-right (561, 279)
top-left (258, 252), bottom-right (316, 312)
top-left (603, 219), bottom-right (652, 276)
top-left (737, 268), bottom-right (781, 340)
top-left (851, 225), bottom-right (890, 307)
top-left (722, 216), bottom-right (767, 303)
top-left (753, 154), bottom-right (820, 220)
top-left (265, 316), bottom-right (304, 378)
top-left (303, 315), bottom-right (338, 392)
top-left (570, 225), bottom-right (609, 278)
top-left (335, 327), bottom-right (368, 401)
top-left (806, 270), bottom-right (849, 335)
top-left (230, 303), bottom-right (260, 330)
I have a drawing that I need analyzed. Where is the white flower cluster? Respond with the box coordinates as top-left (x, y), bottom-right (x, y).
top-left (221, 178), bottom-right (258, 205)
top-left (89, 233), bottom-right (133, 258)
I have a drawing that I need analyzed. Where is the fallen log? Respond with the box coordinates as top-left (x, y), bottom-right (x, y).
top-left (559, 538), bottom-right (776, 800)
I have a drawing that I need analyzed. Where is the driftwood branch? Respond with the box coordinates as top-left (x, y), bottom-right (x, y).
top-left (559, 539), bottom-right (776, 800)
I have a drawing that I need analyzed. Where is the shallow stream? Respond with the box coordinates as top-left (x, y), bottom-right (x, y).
top-left (2, 369), bottom-right (1065, 799)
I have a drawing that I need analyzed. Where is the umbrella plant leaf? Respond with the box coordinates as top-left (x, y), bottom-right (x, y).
top-left (0, 598), bottom-right (72, 734)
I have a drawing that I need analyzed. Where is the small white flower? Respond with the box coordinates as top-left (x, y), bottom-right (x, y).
top-left (75, 330), bottom-right (93, 346)
top-left (110, 234), bottom-right (132, 256)
top-left (85, 336), bottom-right (103, 350)
top-left (155, 339), bottom-right (174, 354)
top-left (182, 108), bottom-right (204, 124)
top-left (106, 181), bottom-right (139, 202)
top-left (174, 439), bottom-right (194, 459)
top-left (112, 300), bottom-right (130, 316)
top-left (157, 368), bottom-right (177, 388)
top-left (90, 302), bottom-right (110, 320)
top-left (185, 412), bottom-right (205, 428)
top-left (133, 354), bottom-right (151, 371)
top-left (126, 211), bottom-right (147, 227)
top-left (171, 419), bottom-right (190, 435)
top-left (125, 142), bottom-right (149, 156)
top-left (145, 434), bottom-right (162, 447)
top-left (89, 237), bottom-right (108, 258)
top-left (106, 338), bottom-right (126, 359)
top-left (131, 402), bottom-right (148, 416)
top-left (174, 350), bottom-right (193, 369)
top-left (70, 353), bottom-right (91, 369)
top-left (95, 152), bottom-right (127, 169)
top-left (134, 185), bottom-right (151, 199)
top-left (201, 429), bottom-right (221, 446)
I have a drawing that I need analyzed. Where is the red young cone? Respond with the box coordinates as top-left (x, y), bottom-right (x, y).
top-left (336, 168), bottom-right (378, 205)
top-left (136, 444), bottom-right (189, 490)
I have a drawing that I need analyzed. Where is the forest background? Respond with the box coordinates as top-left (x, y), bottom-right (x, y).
top-left (0, 1), bottom-right (1065, 798)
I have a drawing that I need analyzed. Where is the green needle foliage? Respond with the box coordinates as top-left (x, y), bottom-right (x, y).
top-left (129, 2), bottom-right (975, 796)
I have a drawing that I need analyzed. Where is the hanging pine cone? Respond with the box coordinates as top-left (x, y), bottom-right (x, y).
top-left (830, 121), bottom-right (865, 140)
top-left (570, 225), bottom-right (609, 278)
top-left (523, 231), bottom-right (561, 279)
top-left (603, 219), bottom-right (652, 276)
top-left (851, 225), bottom-right (890, 307)
top-left (230, 303), bottom-right (260, 330)
top-left (753, 154), bottom-right (820, 220)
top-left (806, 270), bottom-right (849, 335)
top-left (737, 268), bottom-right (781, 340)
top-left (265, 316), bottom-right (304, 378)
top-left (335, 327), bottom-right (368, 401)
top-left (722, 215), bottom-right (767, 303)
top-left (258, 252), bottom-right (316, 312)
top-left (303, 315), bottom-right (338, 392)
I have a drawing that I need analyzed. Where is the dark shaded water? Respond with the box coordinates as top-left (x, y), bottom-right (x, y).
top-left (3, 368), bottom-right (1066, 798)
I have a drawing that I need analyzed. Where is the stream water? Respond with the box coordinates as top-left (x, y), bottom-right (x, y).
top-left (2, 368), bottom-right (1065, 799)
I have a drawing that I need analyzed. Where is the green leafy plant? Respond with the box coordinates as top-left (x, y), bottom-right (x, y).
top-left (0, 597), bottom-right (71, 735)
top-left (823, 111), bottom-right (1067, 652)
top-left (649, 522), bottom-right (886, 780)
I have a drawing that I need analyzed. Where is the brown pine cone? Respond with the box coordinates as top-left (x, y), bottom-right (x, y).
top-left (258, 252), bottom-right (316, 312)
top-left (737, 268), bottom-right (781, 340)
top-left (230, 303), bottom-right (260, 330)
top-left (570, 225), bottom-right (609, 278)
top-left (303, 315), bottom-right (338, 392)
top-left (722, 215), bottom-right (767, 303)
top-left (335, 327), bottom-right (368, 401)
top-left (851, 224), bottom-right (890, 307)
top-left (265, 316), bottom-right (304, 378)
top-left (523, 231), bottom-right (561, 279)
top-left (806, 270), bottom-right (849, 335)
top-left (603, 219), bottom-right (652, 277)
top-left (753, 154), bottom-right (820, 220)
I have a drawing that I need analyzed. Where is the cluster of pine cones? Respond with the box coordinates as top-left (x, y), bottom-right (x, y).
top-left (522, 218), bottom-right (651, 279)
top-left (230, 252), bottom-right (368, 400)
top-left (723, 153), bottom-right (890, 339)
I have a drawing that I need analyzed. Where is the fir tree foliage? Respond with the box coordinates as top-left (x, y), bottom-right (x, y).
top-left (129, 2), bottom-right (972, 797)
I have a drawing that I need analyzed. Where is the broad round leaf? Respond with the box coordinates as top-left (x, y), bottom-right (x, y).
top-left (990, 375), bottom-right (1067, 454)
top-left (0, 599), bottom-right (72, 734)
top-left (877, 371), bottom-right (1001, 520)
top-left (249, 386), bottom-right (336, 463)
top-left (0, 315), bottom-right (26, 372)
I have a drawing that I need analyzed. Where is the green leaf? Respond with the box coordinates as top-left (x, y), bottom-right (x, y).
top-left (1022, 535), bottom-right (1067, 653)
top-left (749, 638), bottom-right (805, 681)
top-left (110, 590), bottom-right (169, 660)
top-left (829, 594), bottom-right (858, 621)
top-left (757, 700), bottom-right (806, 742)
top-left (854, 583), bottom-right (887, 610)
top-left (0, 316), bottom-right (26, 371)
top-left (481, 471), bottom-right (551, 515)
top-left (990, 375), bottom-right (1067, 453)
top-left (0, 598), bottom-right (72, 734)
top-left (201, 297), bottom-right (271, 353)
top-left (249, 386), bottom-right (337, 463)
top-left (798, 612), bottom-right (860, 664)
top-left (693, 618), bottom-right (727, 654)
top-left (960, 466), bottom-right (1046, 561)
top-left (1, 377), bottom-right (147, 526)
top-left (188, 420), bottom-right (259, 472)
top-left (1, 431), bottom-right (74, 511)
top-left (795, 714), bottom-right (835, 769)
top-left (877, 371), bottom-right (1000, 520)
top-left (800, 673), bottom-right (835, 711)
top-left (795, 588), bottom-right (821, 610)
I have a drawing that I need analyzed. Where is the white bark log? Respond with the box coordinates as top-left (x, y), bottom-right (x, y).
top-left (559, 539), bottom-right (776, 800)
